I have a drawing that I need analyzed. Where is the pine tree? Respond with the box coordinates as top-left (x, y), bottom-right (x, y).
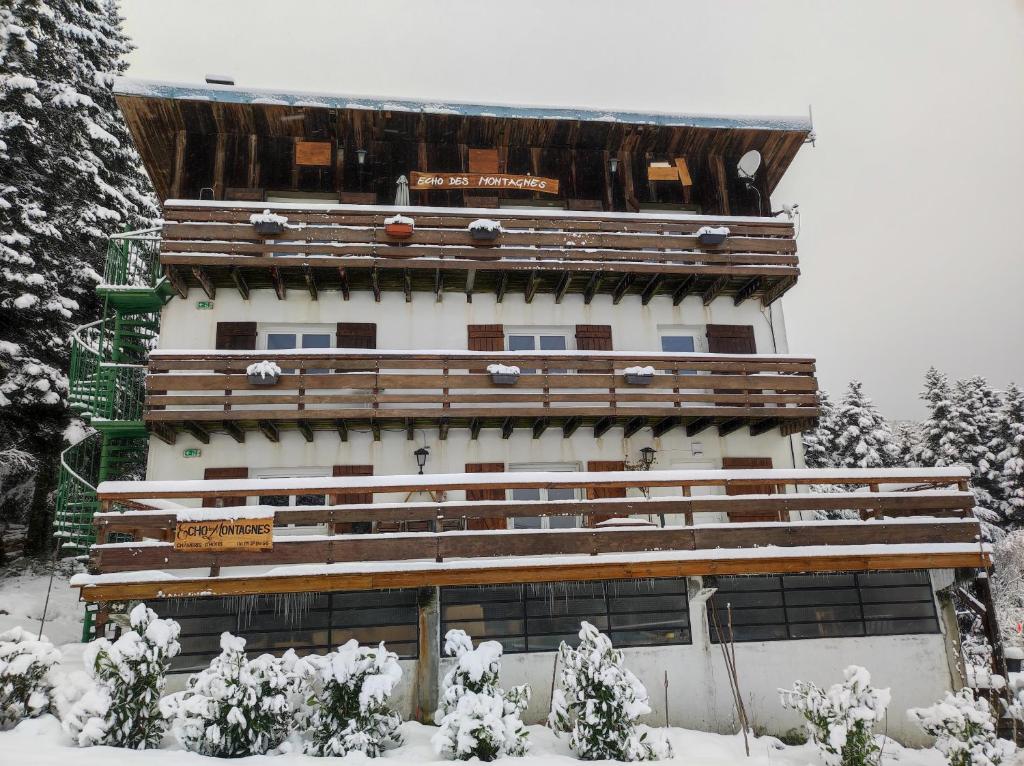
top-left (829, 381), bottom-right (898, 469)
top-left (892, 421), bottom-right (923, 468)
top-left (918, 368), bottom-right (958, 467)
top-left (802, 390), bottom-right (839, 468)
top-left (995, 384), bottom-right (1024, 525)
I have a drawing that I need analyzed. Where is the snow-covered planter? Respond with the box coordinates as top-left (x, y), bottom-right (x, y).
top-left (779, 665), bottom-right (890, 766)
top-left (384, 214), bottom-right (415, 239)
top-left (250, 209), bottom-right (288, 235)
top-left (161, 632), bottom-right (297, 757)
top-left (432, 629), bottom-right (530, 761)
top-left (624, 365), bottom-right (655, 385)
top-left (247, 360), bottom-right (282, 385)
top-left (909, 688), bottom-right (1015, 766)
top-left (63, 603), bottom-right (180, 749)
top-left (468, 218), bottom-right (502, 243)
top-left (549, 622), bottom-right (671, 761)
top-left (0, 627), bottom-right (60, 728)
top-left (295, 639), bottom-right (403, 757)
top-left (487, 363), bottom-right (520, 385)
top-left (696, 225), bottom-right (729, 245)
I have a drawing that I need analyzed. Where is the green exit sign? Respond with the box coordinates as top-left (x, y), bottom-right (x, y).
top-left (183, 448), bottom-right (202, 458)
top-left (195, 300), bottom-right (214, 310)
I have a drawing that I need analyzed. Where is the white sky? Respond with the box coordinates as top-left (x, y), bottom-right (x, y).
top-left (119, 0), bottom-right (1024, 420)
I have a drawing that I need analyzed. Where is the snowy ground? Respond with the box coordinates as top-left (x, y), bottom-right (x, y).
top-left (0, 560), bottom-right (84, 645)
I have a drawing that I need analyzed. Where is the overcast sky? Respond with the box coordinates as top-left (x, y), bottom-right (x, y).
top-left (119, 0), bottom-right (1024, 420)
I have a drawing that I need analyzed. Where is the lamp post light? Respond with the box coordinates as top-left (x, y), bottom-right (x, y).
top-left (639, 446), bottom-right (657, 470)
top-left (356, 148), bottom-right (368, 165)
top-left (414, 446), bottom-right (430, 475)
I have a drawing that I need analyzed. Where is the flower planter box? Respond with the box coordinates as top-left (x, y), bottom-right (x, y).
top-left (247, 372), bottom-right (280, 386)
top-left (625, 373), bottom-right (654, 385)
top-left (253, 220), bottom-right (286, 236)
top-left (470, 227), bottom-right (500, 243)
top-left (490, 372), bottom-right (520, 385)
top-left (696, 229), bottom-right (728, 246)
top-left (384, 222), bottom-right (414, 239)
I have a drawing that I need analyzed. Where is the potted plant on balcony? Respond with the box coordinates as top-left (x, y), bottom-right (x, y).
top-left (249, 209), bottom-right (289, 236)
top-left (246, 360), bottom-right (282, 386)
top-left (383, 214), bottom-right (415, 239)
top-left (487, 363), bottom-right (520, 385)
top-left (468, 218), bottom-right (502, 243)
top-left (624, 365), bottom-right (655, 385)
top-left (696, 225), bottom-right (730, 245)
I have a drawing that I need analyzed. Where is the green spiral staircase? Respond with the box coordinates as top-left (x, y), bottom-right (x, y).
top-left (53, 228), bottom-right (168, 557)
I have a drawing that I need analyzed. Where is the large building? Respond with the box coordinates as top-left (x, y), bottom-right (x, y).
top-left (59, 77), bottom-right (993, 742)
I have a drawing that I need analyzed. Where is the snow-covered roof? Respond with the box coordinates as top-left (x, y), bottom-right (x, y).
top-left (114, 77), bottom-right (812, 133)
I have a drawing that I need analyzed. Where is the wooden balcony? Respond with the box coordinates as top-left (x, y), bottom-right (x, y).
top-left (159, 202), bottom-right (799, 305)
top-left (73, 467), bottom-right (986, 602)
top-left (144, 350), bottom-right (819, 442)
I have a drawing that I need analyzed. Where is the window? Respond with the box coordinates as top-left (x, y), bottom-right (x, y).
top-left (254, 467), bottom-right (329, 510)
top-left (509, 463), bottom-right (578, 529)
top-left (708, 570), bottom-right (939, 643)
top-left (506, 328), bottom-right (570, 374)
top-left (260, 325), bottom-right (333, 374)
top-left (441, 578), bottom-right (691, 654)
top-left (660, 327), bottom-right (704, 375)
top-left (152, 589), bottom-right (420, 671)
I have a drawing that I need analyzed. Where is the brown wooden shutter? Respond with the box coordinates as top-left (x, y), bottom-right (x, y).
top-left (224, 187), bottom-right (265, 201)
top-left (215, 322), bottom-right (257, 350)
top-left (721, 457), bottom-right (779, 522)
top-left (468, 149), bottom-right (500, 174)
top-left (575, 325), bottom-right (613, 351)
top-left (586, 460), bottom-right (626, 526)
top-left (336, 323), bottom-right (377, 349)
top-left (331, 465), bottom-right (374, 534)
top-left (706, 325), bottom-right (756, 354)
top-left (202, 467), bottom-right (248, 508)
top-left (468, 325), bottom-right (504, 351)
top-left (465, 462), bottom-right (505, 530)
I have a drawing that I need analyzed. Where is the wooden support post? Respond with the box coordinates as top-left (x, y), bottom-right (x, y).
top-left (652, 417), bottom-right (681, 438)
top-left (371, 421), bottom-right (382, 441)
top-left (464, 269), bottom-right (476, 303)
top-left (406, 419), bottom-right (415, 441)
top-left (594, 416), bottom-right (614, 439)
top-left (151, 423), bottom-right (177, 445)
top-left (501, 417), bottom-right (514, 439)
top-left (223, 421), bottom-right (245, 444)
top-left (415, 588), bottom-right (440, 722)
top-left (612, 273), bottom-right (635, 305)
top-left (304, 268), bottom-right (318, 301)
top-left (434, 269), bottom-right (443, 302)
top-left (230, 267), bottom-right (249, 300)
top-left (258, 420), bottom-right (280, 442)
top-left (672, 275), bottom-right (698, 306)
top-left (335, 419), bottom-right (348, 442)
top-left (171, 130), bottom-right (186, 199)
top-left (191, 267), bottom-right (215, 299)
top-left (623, 416), bottom-right (647, 439)
top-left (164, 265), bottom-right (188, 298)
top-left (269, 267), bottom-right (286, 300)
top-left (532, 417), bottom-right (549, 439)
top-left (734, 277), bottom-right (762, 306)
top-left (439, 418), bottom-right (450, 441)
top-left (183, 421), bottom-right (210, 444)
top-left (403, 269), bottom-right (413, 303)
top-left (717, 418), bottom-right (745, 437)
top-left (702, 275), bottom-right (729, 305)
top-left (749, 418), bottom-right (781, 437)
top-left (495, 271), bottom-right (509, 303)
top-left (524, 270), bottom-right (540, 304)
top-left (563, 416), bottom-right (582, 439)
top-left (583, 273), bottom-right (602, 305)
top-left (469, 418), bottom-right (482, 440)
top-left (763, 276), bottom-right (796, 306)
top-left (554, 272), bottom-right (572, 304)
top-left (212, 133), bottom-right (226, 199)
top-left (370, 267), bottom-right (381, 302)
top-left (641, 274), bottom-right (663, 305)
top-left (338, 267), bottom-right (350, 300)
top-left (297, 420), bottom-right (314, 443)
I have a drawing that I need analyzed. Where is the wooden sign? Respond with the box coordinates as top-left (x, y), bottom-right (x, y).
top-left (174, 518), bottom-right (273, 552)
top-left (294, 141), bottom-right (332, 167)
top-left (410, 171), bottom-right (559, 195)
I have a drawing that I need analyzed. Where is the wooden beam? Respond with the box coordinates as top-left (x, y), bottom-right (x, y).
top-left (371, 421), bottom-right (381, 441)
top-left (191, 266), bottom-right (215, 299)
top-left (594, 416), bottom-right (614, 439)
top-left (164, 265), bottom-right (188, 298)
top-left (495, 271), bottom-right (509, 303)
top-left (554, 272), bottom-right (572, 304)
top-left (623, 416), bottom-right (647, 438)
top-left (532, 417), bottom-right (549, 439)
top-left (672, 275), bottom-right (698, 306)
top-left (229, 267), bottom-right (249, 300)
top-left (300, 267), bottom-right (316, 300)
top-left (685, 417), bottom-right (714, 437)
top-left (702, 275), bottom-right (729, 305)
top-left (563, 416), bottom-right (582, 438)
top-left (212, 133), bottom-right (226, 199)
top-left (750, 418), bottom-right (782, 437)
top-left (734, 277), bottom-right (762, 306)
top-left (370, 267), bottom-right (381, 302)
top-left (583, 273), bottom-right (602, 305)
top-left (439, 418), bottom-right (450, 441)
top-left (297, 419), bottom-right (314, 443)
top-left (524, 270), bottom-right (540, 304)
top-left (403, 269), bottom-right (412, 303)
top-left (612, 273), bottom-right (635, 305)
top-left (717, 418), bottom-right (745, 437)
top-left (171, 130), bottom-right (186, 199)
top-left (338, 267), bottom-right (350, 300)
top-left (434, 269), bottom-right (443, 303)
top-left (464, 268), bottom-right (476, 302)
top-left (182, 421), bottom-right (210, 444)
top-left (469, 418), bottom-right (482, 440)
top-left (763, 276), bottom-right (797, 306)
top-left (335, 419), bottom-right (348, 442)
top-left (258, 420), bottom-right (280, 442)
top-left (652, 416), bottom-right (681, 438)
top-left (269, 267), bottom-right (286, 300)
top-left (223, 421), bottom-right (245, 444)
top-left (501, 417), bottom-right (514, 439)
top-left (150, 423), bottom-right (176, 445)
top-left (406, 419), bottom-right (415, 441)
top-left (640, 274), bottom-right (663, 305)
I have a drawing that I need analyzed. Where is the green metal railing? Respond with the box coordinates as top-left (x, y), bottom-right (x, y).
top-left (53, 432), bottom-right (103, 552)
top-left (102, 228), bottom-right (163, 288)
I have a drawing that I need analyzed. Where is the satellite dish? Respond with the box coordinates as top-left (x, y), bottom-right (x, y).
top-left (737, 150), bottom-right (762, 180)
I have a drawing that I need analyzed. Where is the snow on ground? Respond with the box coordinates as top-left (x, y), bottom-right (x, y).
top-left (0, 562), bottom-right (84, 647)
top-left (1, 716), bottom-right (955, 766)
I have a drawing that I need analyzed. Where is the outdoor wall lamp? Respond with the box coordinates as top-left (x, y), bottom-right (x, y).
top-left (356, 148), bottom-right (368, 165)
top-left (639, 446), bottom-right (657, 470)
top-left (414, 446), bottom-right (430, 474)
top-left (608, 156), bottom-right (619, 174)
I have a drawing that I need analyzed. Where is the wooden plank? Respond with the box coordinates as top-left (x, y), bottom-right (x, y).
top-left (295, 140), bottom-right (332, 167)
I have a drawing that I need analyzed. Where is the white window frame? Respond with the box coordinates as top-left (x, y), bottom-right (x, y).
top-left (252, 466), bottom-right (332, 508)
top-left (258, 324), bottom-right (336, 352)
top-left (504, 326), bottom-right (574, 352)
top-left (507, 461), bottom-right (581, 529)
top-left (657, 325), bottom-right (707, 354)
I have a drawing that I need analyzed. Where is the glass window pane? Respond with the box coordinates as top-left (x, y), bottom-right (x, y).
top-left (302, 334), bottom-right (331, 349)
top-left (512, 488), bottom-right (541, 502)
top-left (539, 336), bottom-right (567, 351)
top-left (508, 336), bottom-right (536, 351)
top-left (547, 487), bottom-right (575, 501)
top-left (295, 493), bottom-right (325, 506)
top-left (661, 336), bottom-right (695, 353)
top-left (547, 515), bottom-right (579, 529)
top-left (259, 495), bottom-right (289, 507)
top-left (267, 333), bottom-right (297, 350)
top-left (512, 516), bottom-right (542, 529)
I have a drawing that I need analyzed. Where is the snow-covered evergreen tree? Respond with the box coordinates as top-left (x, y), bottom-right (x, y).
top-left (296, 639), bottom-right (403, 757)
top-left (995, 384), bottom-right (1024, 525)
top-left (909, 688), bottom-right (1015, 766)
top-left (830, 381), bottom-right (899, 469)
top-left (63, 603), bottom-right (180, 748)
top-left (918, 367), bottom-right (958, 467)
top-left (432, 629), bottom-right (529, 761)
top-left (892, 420), bottom-right (923, 467)
top-left (802, 390), bottom-right (839, 468)
top-left (550, 622), bottom-right (670, 762)
top-left (161, 632), bottom-right (297, 757)
top-left (0, 626), bottom-right (60, 727)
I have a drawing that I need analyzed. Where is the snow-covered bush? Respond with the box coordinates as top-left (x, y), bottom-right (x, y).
top-left (779, 665), bottom-right (890, 766)
top-left (549, 622), bottom-right (671, 761)
top-left (161, 632), bottom-right (296, 757)
top-left (623, 366), bottom-right (655, 376)
top-left (467, 218), bottom-right (502, 233)
top-left (249, 209), bottom-right (289, 226)
top-left (246, 360), bottom-right (282, 379)
top-left (432, 629), bottom-right (529, 761)
top-left (909, 688), bottom-right (1015, 766)
top-left (486, 363), bottom-right (520, 376)
top-left (695, 225), bottom-right (730, 237)
top-left (63, 603), bottom-right (180, 748)
top-left (383, 214), bottom-right (415, 226)
top-left (0, 627), bottom-right (60, 727)
top-left (296, 640), bottom-right (403, 757)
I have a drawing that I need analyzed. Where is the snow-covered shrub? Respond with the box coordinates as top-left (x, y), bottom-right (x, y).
top-left (246, 360), bottom-right (282, 379)
top-left (0, 627), bottom-right (60, 727)
top-left (383, 214), bottom-right (415, 226)
top-left (249, 209), bottom-right (289, 226)
top-left (623, 366), bottom-right (655, 376)
top-left (295, 640), bottom-right (403, 757)
top-left (161, 632), bottom-right (296, 757)
top-left (549, 622), bottom-right (671, 761)
top-left (467, 218), bottom-right (502, 233)
top-left (486, 363), bottom-right (520, 376)
top-left (432, 629), bottom-right (529, 761)
top-left (63, 603), bottom-right (180, 748)
top-left (909, 688), bottom-right (1015, 766)
top-left (779, 665), bottom-right (890, 766)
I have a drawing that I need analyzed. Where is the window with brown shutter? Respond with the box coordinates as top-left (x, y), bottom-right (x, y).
top-left (215, 322), bottom-right (257, 350)
top-left (585, 460), bottom-right (626, 526)
top-left (465, 462), bottom-right (505, 530)
top-left (336, 323), bottom-right (376, 349)
top-left (467, 325), bottom-right (504, 351)
top-left (202, 467), bottom-right (248, 508)
top-left (331, 465), bottom-right (374, 534)
top-left (721, 457), bottom-right (780, 521)
top-left (575, 325), bottom-right (613, 351)
top-left (706, 325), bottom-right (756, 354)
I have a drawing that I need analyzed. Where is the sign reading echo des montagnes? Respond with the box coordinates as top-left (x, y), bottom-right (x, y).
top-left (174, 518), bottom-right (273, 552)
top-left (410, 171), bottom-right (559, 195)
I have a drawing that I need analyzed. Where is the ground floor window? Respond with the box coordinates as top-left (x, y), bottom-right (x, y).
top-left (440, 578), bottom-right (691, 654)
top-left (152, 588), bottom-right (420, 671)
top-left (707, 570), bottom-right (939, 643)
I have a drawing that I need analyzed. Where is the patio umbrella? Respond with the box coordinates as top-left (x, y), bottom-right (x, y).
top-left (394, 175), bottom-right (410, 206)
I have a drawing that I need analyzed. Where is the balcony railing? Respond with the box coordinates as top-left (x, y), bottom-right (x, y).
top-left (74, 467), bottom-right (985, 602)
top-left (144, 349), bottom-right (819, 442)
top-left (159, 202), bottom-right (799, 305)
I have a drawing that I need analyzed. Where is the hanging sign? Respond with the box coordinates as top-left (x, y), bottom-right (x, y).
top-left (174, 518), bottom-right (273, 552)
top-left (410, 171), bottom-right (559, 195)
